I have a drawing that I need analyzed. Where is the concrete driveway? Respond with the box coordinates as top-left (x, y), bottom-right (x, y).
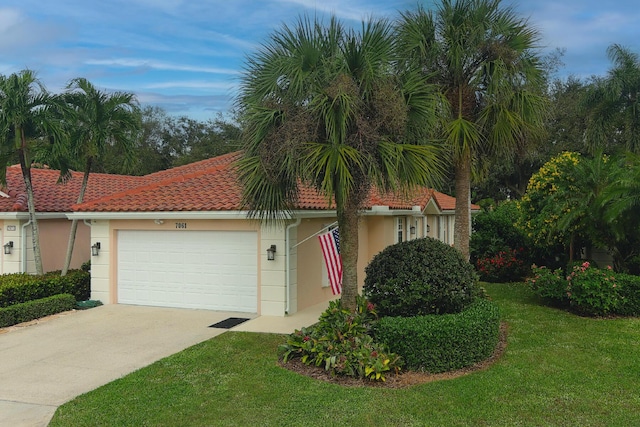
top-left (0, 305), bottom-right (255, 427)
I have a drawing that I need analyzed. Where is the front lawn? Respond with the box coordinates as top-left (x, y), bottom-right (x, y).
top-left (50, 283), bottom-right (640, 426)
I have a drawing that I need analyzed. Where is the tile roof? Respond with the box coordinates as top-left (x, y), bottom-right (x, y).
top-left (0, 151), bottom-right (478, 214)
top-left (0, 166), bottom-right (144, 213)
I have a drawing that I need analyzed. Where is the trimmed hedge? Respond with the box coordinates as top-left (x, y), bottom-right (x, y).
top-left (0, 269), bottom-right (90, 308)
top-left (373, 298), bottom-right (500, 373)
top-left (0, 293), bottom-right (76, 328)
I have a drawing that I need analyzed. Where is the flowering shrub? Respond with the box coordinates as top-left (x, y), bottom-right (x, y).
top-left (279, 296), bottom-right (402, 381)
top-left (517, 152), bottom-right (582, 247)
top-left (529, 261), bottom-right (624, 316)
top-left (567, 262), bottom-right (619, 316)
top-left (527, 265), bottom-right (567, 303)
top-left (476, 248), bottom-right (527, 283)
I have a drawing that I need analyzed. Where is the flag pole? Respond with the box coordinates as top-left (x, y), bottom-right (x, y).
top-left (290, 220), bottom-right (338, 249)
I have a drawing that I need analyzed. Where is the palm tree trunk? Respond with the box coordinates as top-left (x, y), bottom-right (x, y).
top-left (338, 198), bottom-right (360, 312)
top-left (62, 160), bottom-right (92, 276)
top-left (19, 152), bottom-right (43, 275)
top-left (454, 154), bottom-right (471, 260)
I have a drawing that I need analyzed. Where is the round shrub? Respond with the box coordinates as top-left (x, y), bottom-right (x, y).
top-left (373, 298), bottom-right (501, 373)
top-left (364, 237), bottom-right (478, 317)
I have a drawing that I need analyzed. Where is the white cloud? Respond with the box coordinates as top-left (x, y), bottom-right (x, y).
top-left (85, 58), bottom-right (239, 75)
top-left (143, 80), bottom-right (237, 90)
top-left (0, 8), bottom-right (68, 53)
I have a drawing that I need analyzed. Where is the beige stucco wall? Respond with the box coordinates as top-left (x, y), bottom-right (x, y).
top-left (294, 218), bottom-right (336, 311)
top-left (39, 219), bottom-right (91, 272)
top-left (293, 215), bottom-right (397, 313)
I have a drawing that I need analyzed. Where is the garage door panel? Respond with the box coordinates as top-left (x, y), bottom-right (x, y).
top-left (117, 230), bottom-right (258, 312)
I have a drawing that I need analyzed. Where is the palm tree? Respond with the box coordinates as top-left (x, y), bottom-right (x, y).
top-left (598, 153), bottom-right (640, 271)
top-left (396, 0), bottom-right (548, 259)
top-left (236, 16), bottom-right (444, 311)
top-left (58, 78), bottom-right (140, 275)
top-left (551, 152), bottom-right (613, 261)
top-left (0, 70), bottom-right (64, 275)
top-left (584, 44), bottom-right (640, 155)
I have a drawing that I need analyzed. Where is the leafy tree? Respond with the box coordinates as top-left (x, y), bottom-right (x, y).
top-left (396, 0), bottom-right (548, 259)
top-left (174, 115), bottom-right (241, 166)
top-left (57, 78), bottom-right (140, 275)
top-left (518, 151), bottom-right (640, 271)
top-left (236, 16), bottom-right (444, 311)
top-left (100, 107), bottom-right (241, 175)
top-left (550, 152), bottom-right (614, 260)
top-left (599, 153), bottom-right (640, 272)
top-left (517, 152), bottom-right (583, 264)
top-left (584, 44), bottom-right (640, 154)
top-left (0, 70), bottom-right (64, 275)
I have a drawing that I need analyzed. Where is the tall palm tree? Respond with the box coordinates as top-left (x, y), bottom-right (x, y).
top-left (236, 16), bottom-right (444, 311)
top-left (58, 78), bottom-right (140, 275)
top-left (583, 44), bottom-right (640, 155)
top-left (0, 70), bottom-right (64, 275)
top-left (396, 0), bottom-right (548, 259)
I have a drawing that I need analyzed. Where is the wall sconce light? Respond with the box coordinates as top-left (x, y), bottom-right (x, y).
top-left (426, 224), bottom-right (431, 233)
top-left (91, 242), bottom-right (101, 257)
top-left (3, 241), bottom-right (13, 255)
top-left (410, 226), bottom-right (416, 235)
top-left (266, 244), bottom-right (276, 261)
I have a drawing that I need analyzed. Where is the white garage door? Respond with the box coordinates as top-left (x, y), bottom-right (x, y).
top-left (117, 230), bottom-right (257, 312)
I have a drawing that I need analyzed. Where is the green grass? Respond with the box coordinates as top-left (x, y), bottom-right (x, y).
top-left (50, 283), bottom-right (640, 427)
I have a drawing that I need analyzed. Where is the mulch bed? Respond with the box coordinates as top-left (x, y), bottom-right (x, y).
top-left (278, 322), bottom-right (508, 388)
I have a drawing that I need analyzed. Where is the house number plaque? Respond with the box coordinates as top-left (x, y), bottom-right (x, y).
top-left (175, 222), bottom-right (187, 229)
top-left (6, 225), bottom-right (16, 231)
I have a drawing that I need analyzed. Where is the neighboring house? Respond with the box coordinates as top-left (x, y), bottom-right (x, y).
top-left (0, 153), bottom-right (478, 316)
top-left (0, 166), bottom-right (143, 274)
top-left (65, 151), bottom-right (479, 316)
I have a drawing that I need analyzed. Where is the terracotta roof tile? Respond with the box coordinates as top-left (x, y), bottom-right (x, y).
top-left (0, 151), bottom-right (478, 215)
top-left (0, 166), bottom-right (144, 213)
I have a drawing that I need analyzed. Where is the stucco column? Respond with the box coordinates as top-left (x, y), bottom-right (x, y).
top-left (260, 223), bottom-right (287, 316)
top-left (88, 220), bottom-right (111, 303)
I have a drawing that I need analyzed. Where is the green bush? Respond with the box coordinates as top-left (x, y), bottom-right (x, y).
top-left (567, 262), bottom-right (619, 316)
top-left (476, 248), bottom-right (528, 283)
top-left (527, 265), bottom-right (568, 303)
top-left (364, 237), bottom-right (478, 317)
top-left (0, 269), bottom-right (90, 308)
top-left (616, 273), bottom-right (640, 316)
top-left (279, 297), bottom-right (402, 382)
top-left (471, 201), bottom-right (531, 282)
top-left (0, 293), bottom-right (76, 328)
top-left (529, 261), bottom-right (640, 317)
top-left (373, 299), bottom-right (500, 373)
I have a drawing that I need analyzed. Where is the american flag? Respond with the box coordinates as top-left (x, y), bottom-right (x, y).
top-left (318, 228), bottom-right (342, 295)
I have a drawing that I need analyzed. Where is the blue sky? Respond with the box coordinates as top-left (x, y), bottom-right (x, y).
top-left (1, 0), bottom-right (638, 121)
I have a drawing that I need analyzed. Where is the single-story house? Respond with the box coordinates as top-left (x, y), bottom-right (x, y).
top-left (1, 152), bottom-right (479, 316)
